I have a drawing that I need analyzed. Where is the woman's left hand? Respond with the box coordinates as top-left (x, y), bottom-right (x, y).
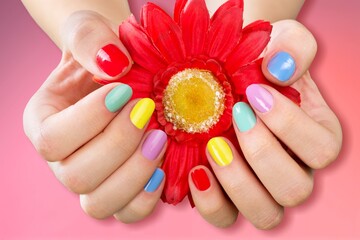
top-left (188, 20), bottom-right (342, 229)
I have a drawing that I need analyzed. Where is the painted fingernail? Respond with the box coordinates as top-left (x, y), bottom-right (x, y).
top-left (142, 130), bottom-right (167, 161)
top-left (96, 44), bottom-right (129, 77)
top-left (207, 137), bottom-right (233, 167)
top-left (191, 168), bottom-right (210, 191)
top-left (246, 84), bottom-right (274, 113)
top-left (105, 84), bottom-right (132, 112)
top-left (233, 102), bottom-right (256, 132)
top-left (267, 51), bottom-right (296, 82)
top-left (144, 168), bottom-right (164, 193)
top-left (130, 98), bottom-right (155, 129)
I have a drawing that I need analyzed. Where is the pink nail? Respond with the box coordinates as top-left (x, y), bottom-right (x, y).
top-left (246, 84), bottom-right (274, 113)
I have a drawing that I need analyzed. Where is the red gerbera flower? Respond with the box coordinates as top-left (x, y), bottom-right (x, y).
top-left (96, 0), bottom-right (300, 205)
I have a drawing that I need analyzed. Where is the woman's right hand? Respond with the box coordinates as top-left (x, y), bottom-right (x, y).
top-left (23, 11), bottom-right (167, 223)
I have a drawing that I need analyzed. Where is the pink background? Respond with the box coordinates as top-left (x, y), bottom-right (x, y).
top-left (1, 0), bottom-right (359, 239)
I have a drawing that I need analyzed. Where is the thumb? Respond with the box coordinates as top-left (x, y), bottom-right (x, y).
top-left (62, 11), bottom-right (132, 80)
top-left (262, 20), bottom-right (317, 86)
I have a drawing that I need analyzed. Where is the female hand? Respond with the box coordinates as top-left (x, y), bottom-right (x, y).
top-left (188, 20), bottom-right (342, 229)
top-left (23, 11), bottom-right (167, 223)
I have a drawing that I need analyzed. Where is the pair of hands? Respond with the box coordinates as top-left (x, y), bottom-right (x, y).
top-left (23, 11), bottom-right (342, 229)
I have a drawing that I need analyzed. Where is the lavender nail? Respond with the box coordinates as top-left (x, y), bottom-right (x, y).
top-left (141, 130), bottom-right (167, 160)
top-left (246, 84), bottom-right (274, 113)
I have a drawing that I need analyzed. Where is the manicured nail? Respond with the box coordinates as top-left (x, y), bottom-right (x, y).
top-left (96, 44), bottom-right (129, 77)
top-left (267, 51), bottom-right (296, 82)
top-left (191, 168), bottom-right (210, 191)
top-left (144, 168), bottom-right (164, 193)
top-left (105, 84), bottom-right (132, 112)
top-left (130, 98), bottom-right (155, 129)
top-left (233, 102), bottom-right (256, 132)
top-left (207, 137), bottom-right (233, 166)
top-left (142, 130), bottom-right (167, 160)
top-left (246, 84), bottom-right (274, 113)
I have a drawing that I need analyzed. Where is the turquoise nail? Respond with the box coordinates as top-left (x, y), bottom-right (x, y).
top-left (105, 84), bottom-right (132, 112)
top-left (233, 102), bottom-right (256, 132)
top-left (144, 168), bottom-right (164, 193)
top-left (267, 51), bottom-right (296, 82)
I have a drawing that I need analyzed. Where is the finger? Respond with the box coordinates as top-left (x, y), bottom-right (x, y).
top-left (79, 130), bottom-right (167, 219)
top-left (48, 98), bottom-right (155, 194)
top-left (206, 138), bottom-right (284, 230)
top-left (262, 20), bottom-right (317, 85)
top-left (113, 168), bottom-right (165, 224)
top-left (24, 82), bottom-right (133, 162)
top-left (232, 101), bottom-right (314, 207)
top-left (63, 11), bottom-right (132, 79)
top-left (246, 83), bottom-right (342, 169)
top-left (189, 166), bottom-right (238, 228)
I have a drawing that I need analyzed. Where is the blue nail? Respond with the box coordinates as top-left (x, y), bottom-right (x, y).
top-left (144, 168), bottom-right (164, 193)
top-left (267, 51), bottom-right (296, 82)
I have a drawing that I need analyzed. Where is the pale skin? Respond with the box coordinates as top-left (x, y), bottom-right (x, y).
top-left (22, 0), bottom-right (342, 228)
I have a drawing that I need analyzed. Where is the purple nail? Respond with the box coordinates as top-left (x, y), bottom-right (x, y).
top-left (246, 84), bottom-right (274, 113)
top-left (141, 130), bottom-right (167, 160)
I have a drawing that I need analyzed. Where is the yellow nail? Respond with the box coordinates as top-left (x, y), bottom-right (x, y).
top-left (130, 98), bottom-right (155, 129)
top-left (207, 137), bottom-right (233, 166)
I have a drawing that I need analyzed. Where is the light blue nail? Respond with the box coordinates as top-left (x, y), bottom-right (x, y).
top-left (144, 168), bottom-right (164, 193)
top-left (233, 102), bottom-right (256, 132)
top-left (105, 84), bottom-right (132, 112)
top-left (267, 51), bottom-right (296, 82)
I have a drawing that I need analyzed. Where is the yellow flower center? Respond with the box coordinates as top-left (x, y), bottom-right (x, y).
top-left (163, 68), bottom-right (225, 133)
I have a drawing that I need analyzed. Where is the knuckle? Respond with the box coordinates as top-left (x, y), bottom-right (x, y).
top-left (278, 179), bottom-right (314, 207)
top-left (247, 140), bottom-right (274, 163)
top-left (200, 202), bottom-right (237, 228)
top-left (284, 20), bottom-right (318, 53)
top-left (32, 124), bottom-right (58, 161)
top-left (253, 208), bottom-right (284, 230)
top-left (114, 205), bottom-right (151, 224)
top-left (57, 168), bottom-right (94, 194)
top-left (310, 136), bottom-right (340, 169)
top-left (80, 194), bottom-right (107, 219)
top-left (65, 11), bottom-right (99, 48)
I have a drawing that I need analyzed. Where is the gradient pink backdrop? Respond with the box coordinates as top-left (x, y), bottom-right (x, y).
top-left (1, 0), bottom-right (359, 239)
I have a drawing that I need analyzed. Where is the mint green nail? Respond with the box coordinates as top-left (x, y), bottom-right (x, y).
top-left (105, 84), bottom-right (132, 112)
top-left (232, 102), bottom-right (256, 132)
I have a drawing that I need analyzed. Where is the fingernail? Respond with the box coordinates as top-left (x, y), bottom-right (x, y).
top-left (207, 137), bottom-right (233, 167)
top-left (130, 98), bottom-right (155, 129)
top-left (144, 168), bottom-right (164, 193)
top-left (96, 44), bottom-right (129, 77)
top-left (142, 130), bottom-right (167, 160)
top-left (246, 84), bottom-right (274, 113)
top-left (233, 102), bottom-right (256, 132)
top-left (105, 84), bottom-right (132, 112)
top-left (267, 51), bottom-right (296, 82)
top-left (191, 168), bottom-right (210, 191)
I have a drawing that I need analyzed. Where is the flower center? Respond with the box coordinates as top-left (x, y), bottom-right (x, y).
top-left (163, 68), bottom-right (225, 133)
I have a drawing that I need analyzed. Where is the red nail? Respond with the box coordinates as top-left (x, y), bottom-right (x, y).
top-left (96, 44), bottom-right (129, 77)
top-left (191, 168), bottom-right (210, 191)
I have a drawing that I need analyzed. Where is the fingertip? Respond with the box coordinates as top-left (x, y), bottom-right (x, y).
top-left (261, 20), bottom-right (317, 86)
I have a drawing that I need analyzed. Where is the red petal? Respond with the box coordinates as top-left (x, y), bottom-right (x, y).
top-left (275, 86), bottom-right (301, 106)
top-left (141, 3), bottom-right (186, 63)
top-left (161, 141), bottom-right (207, 205)
top-left (232, 60), bottom-right (301, 104)
top-left (120, 65), bottom-right (153, 99)
top-left (232, 60), bottom-right (267, 95)
top-left (180, 0), bottom-right (209, 57)
top-left (119, 15), bottom-right (166, 74)
top-left (174, 0), bottom-right (188, 23)
top-left (225, 20), bottom-right (272, 75)
top-left (211, 0), bottom-right (244, 23)
top-left (206, 6), bottom-right (243, 62)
